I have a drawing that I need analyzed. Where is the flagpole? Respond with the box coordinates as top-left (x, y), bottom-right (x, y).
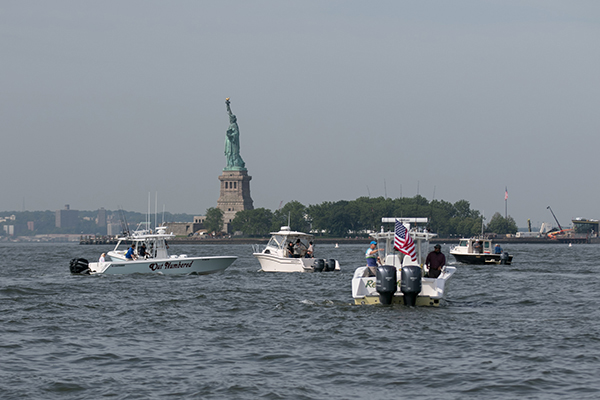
top-left (504, 187), bottom-right (508, 219)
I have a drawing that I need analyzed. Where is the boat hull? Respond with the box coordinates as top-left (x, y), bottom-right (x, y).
top-left (87, 256), bottom-right (237, 275)
top-left (353, 294), bottom-right (442, 307)
top-left (253, 253), bottom-right (340, 272)
top-left (352, 266), bottom-right (457, 307)
top-left (450, 253), bottom-right (512, 265)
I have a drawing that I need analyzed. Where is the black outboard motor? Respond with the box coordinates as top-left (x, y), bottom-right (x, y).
top-left (500, 252), bottom-right (509, 265)
top-left (400, 265), bottom-right (422, 306)
top-left (376, 265), bottom-right (397, 305)
top-left (325, 259), bottom-right (336, 272)
top-left (313, 259), bottom-right (325, 272)
top-left (69, 258), bottom-right (90, 274)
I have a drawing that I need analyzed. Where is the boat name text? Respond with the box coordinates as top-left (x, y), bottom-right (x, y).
top-left (148, 261), bottom-right (193, 271)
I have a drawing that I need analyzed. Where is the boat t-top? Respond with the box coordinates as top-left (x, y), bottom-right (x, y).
top-left (352, 218), bottom-right (457, 306)
top-left (70, 226), bottom-right (237, 275)
top-left (252, 226), bottom-right (340, 272)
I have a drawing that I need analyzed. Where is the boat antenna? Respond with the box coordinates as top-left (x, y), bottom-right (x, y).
top-left (428, 186), bottom-right (436, 230)
top-left (481, 211), bottom-right (485, 237)
top-left (288, 211), bottom-right (291, 228)
top-left (118, 207), bottom-right (130, 236)
top-left (384, 179), bottom-right (387, 199)
top-left (155, 192), bottom-right (158, 231)
top-left (147, 192), bottom-right (151, 232)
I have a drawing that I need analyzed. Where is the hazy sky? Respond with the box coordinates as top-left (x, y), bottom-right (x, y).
top-left (2, 1), bottom-right (600, 228)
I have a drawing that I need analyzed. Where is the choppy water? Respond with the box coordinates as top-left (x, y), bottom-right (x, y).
top-left (1, 241), bottom-right (600, 399)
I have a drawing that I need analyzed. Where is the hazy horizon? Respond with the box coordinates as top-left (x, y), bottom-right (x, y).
top-left (2, 1), bottom-right (599, 229)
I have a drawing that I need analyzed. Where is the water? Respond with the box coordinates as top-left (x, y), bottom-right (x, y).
top-left (1, 242), bottom-right (600, 399)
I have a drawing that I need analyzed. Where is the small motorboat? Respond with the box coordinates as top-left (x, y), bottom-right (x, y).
top-left (449, 237), bottom-right (512, 265)
top-left (252, 226), bottom-right (340, 272)
top-left (69, 226), bottom-right (237, 275)
top-left (352, 218), bottom-right (457, 307)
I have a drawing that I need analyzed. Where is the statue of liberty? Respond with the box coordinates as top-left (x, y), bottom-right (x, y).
top-left (224, 98), bottom-right (246, 171)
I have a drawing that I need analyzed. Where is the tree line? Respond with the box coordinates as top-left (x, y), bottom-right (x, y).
top-left (203, 196), bottom-right (518, 238)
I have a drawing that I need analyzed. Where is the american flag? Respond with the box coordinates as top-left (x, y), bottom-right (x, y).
top-left (505, 187), bottom-right (508, 200)
top-left (394, 219), bottom-right (416, 261)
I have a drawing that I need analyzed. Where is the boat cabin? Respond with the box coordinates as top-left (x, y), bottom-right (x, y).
top-left (261, 227), bottom-right (313, 258)
top-left (455, 238), bottom-right (493, 254)
top-left (109, 227), bottom-right (175, 261)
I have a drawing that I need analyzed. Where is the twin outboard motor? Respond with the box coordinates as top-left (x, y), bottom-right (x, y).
top-left (376, 265), bottom-right (397, 305)
top-left (69, 258), bottom-right (90, 274)
top-left (400, 265), bottom-right (422, 306)
top-left (313, 259), bottom-right (337, 272)
top-left (500, 252), bottom-right (509, 265)
top-left (325, 259), bottom-right (336, 272)
top-left (313, 259), bottom-right (325, 272)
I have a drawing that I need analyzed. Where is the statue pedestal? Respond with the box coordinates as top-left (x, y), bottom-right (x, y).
top-left (217, 170), bottom-right (254, 233)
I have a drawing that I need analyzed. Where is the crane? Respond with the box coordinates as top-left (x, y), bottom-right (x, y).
top-left (546, 206), bottom-right (572, 239)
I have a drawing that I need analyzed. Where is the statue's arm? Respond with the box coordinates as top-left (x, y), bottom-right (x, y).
top-left (225, 98), bottom-right (233, 116)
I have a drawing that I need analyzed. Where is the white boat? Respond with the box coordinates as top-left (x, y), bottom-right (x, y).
top-left (352, 218), bottom-right (457, 307)
top-left (252, 226), bottom-right (340, 272)
top-left (449, 237), bottom-right (512, 265)
top-left (69, 226), bottom-right (237, 275)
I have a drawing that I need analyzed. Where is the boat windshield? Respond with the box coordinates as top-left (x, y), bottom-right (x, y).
top-left (267, 235), bottom-right (285, 249)
top-left (459, 240), bottom-right (468, 246)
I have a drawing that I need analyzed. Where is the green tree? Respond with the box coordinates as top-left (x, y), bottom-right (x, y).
top-left (486, 212), bottom-right (518, 235)
top-left (273, 201), bottom-right (309, 232)
top-left (204, 207), bottom-right (224, 235)
top-left (231, 208), bottom-right (274, 236)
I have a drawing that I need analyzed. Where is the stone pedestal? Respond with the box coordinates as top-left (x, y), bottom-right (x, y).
top-left (217, 170), bottom-right (254, 233)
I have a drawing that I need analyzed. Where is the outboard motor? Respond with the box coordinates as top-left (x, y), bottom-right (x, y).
top-left (325, 259), bottom-right (336, 272)
top-left (376, 265), bottom-right (397, 305)
top-left (313, 259), bottom-right (325, 272)
top-left (500, 252), bottom-right (509, 265)
top-left (69, 258), bottom-right (90, 274)
top-left (400, 265), bottom-right (422, 306)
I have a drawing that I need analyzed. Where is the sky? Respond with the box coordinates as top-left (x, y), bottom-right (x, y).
top-left (2, 0), bottom-right (600, 229)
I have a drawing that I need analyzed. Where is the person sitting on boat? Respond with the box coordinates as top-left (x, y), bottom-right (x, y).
top-left (125, 244), bottom-right (137, 260)
top-left (293, 239), bottom-right (306, 258)
top-left (287, 242), bottom-right (295, 258)
top-left (425, 244), bottom-right (446, 278)
top-left (494, 244), bottom-right (503, 254)
top-left (473, 240), bottom-right (483, 254)
top-left (139, 243), bottom-right (148, 259)
top-left (305, 241), bottom-right (314, 258)
top-left (99, 253), bottom-right (106, 263)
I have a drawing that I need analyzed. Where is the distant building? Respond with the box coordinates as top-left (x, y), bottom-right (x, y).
top-left (97, 208), bottom-right (107, 227)
top-left (55, 204), bottom-right (78, 228)
top-left (107, 223), bottom-right (121, 236)
top-left (572, 218), bottom-right (599, 236)
top-left (27, 221), bottom-right (34, 231)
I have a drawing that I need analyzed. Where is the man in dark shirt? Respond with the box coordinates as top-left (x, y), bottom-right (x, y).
top-left (425, 244), bottom-right (446, 278)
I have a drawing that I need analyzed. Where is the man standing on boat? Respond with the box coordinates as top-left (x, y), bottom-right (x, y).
top-left (365, 241), bottom-right (382, 275)
top-left (425, 244), bottom-right (445, 278)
